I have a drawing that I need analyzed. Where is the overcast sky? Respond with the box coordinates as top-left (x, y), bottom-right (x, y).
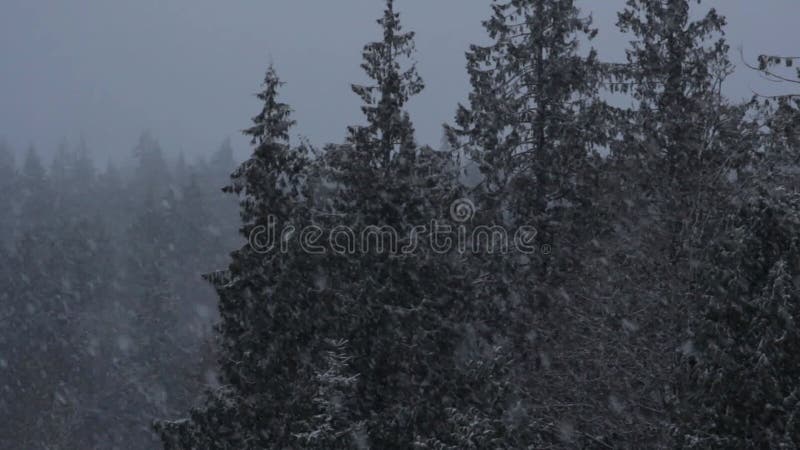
top-left (1, 1), bottom-right (798, 164)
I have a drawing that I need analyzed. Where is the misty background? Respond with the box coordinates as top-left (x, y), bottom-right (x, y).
top-left (2, 0), bottom-right (799, 161)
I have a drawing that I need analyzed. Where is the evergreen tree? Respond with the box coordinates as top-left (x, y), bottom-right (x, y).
top-left (205, 138), bottom-right (240, 253)
top-left (292, 339), bottom-right (363, 449)
top-left (449, 0), bottom-right (605, 223)
top-left (156, 65), bottom-right (317, 448)
top-left (133, 132), bottom-right (172, 203)
top-left (677, 182), bottom-right (800, 447)
top-left (209, 138), bottom-right (236, 184)
top-left (96, 160), bottom-right (131, 234)
top-left (50, 138), bottom-right (97, 220)
top-left (50, 139), bottom-right (72, 209)
top-left (317, 2), bottom-right (504, 446)
top-left (110, 156), bottom-right (210, 448)
top-left (613, 0), bottom-right (732, 255)
top-left (669, 49), bottom-right (800, 446)
top-left (158, 4), bottom-right (485, 445)
top-left (18, 146), bottom-right (50, 231)
top-left (347, 0), bottom-right (423, 175)
top-left (174, 150), bottom-right (190, 188)
top-left (0, 140), bottom-right (17, 247)
top-left (71, 137), bottom-right (97, 213)
top-left (446, 2), bottom-right (617, 444)
top-left (172, 172), bottom-right (227, 338)
top-left (3, 217), bottom-right (113, 448)
top-left (609, 2), bottom-right (796, 445)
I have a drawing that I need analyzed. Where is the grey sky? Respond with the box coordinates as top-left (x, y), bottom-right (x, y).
top-left (1, 1), bottom-right (798, 164)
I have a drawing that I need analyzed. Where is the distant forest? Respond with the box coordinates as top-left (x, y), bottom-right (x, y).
top-left (3, 0), bottom-right (800, 449)
top-left (0, 134), bottom-right (241, 448)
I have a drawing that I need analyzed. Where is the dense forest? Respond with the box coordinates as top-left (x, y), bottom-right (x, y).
top-left (3, 0), bottom-right (800, 448)
top-left (0, 133), bottom-right (241, 448)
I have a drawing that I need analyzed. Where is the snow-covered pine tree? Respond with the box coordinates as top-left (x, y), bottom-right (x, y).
top-left (347, 0), bottom-right (422, 174)
top-left (155, 65), bottom-right (322, 448)
top-left (449, 0), bottom-right (606, 225)
top-left (614, 0), bottom-right (732, 257)
top-left (604, 0), bottom-right (745, 441)
top-left (314, 2), bottom-right (517, 446)
top-left (329, 0), bottom-right (430, 227)
top-left (292, 339), bottom-right (363, 449)
top-left (446, 2), bottom-right (616, 445)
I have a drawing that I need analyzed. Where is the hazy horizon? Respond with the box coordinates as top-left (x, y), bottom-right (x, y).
top-left (2, 0), bottom-right (798, 164)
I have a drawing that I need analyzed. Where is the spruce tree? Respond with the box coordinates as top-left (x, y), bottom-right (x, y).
top-left (446, 2), bottom-right (615, 444)
top-left (156, 65), bottom-right (318, 448)
top-left (317, 2), bottom-right (507, 446)
top-left (347, 0), bottom-right (423, 175)
top-left (333, 0), bottom-right (431, 228)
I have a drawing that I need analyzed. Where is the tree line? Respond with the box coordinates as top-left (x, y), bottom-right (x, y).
top-left (3, 0), bottom-right (800, 448)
